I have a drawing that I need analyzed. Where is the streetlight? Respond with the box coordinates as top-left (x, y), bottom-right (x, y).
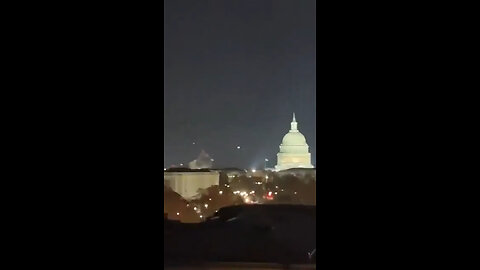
top-left (264, 158), bottom-right (269, 169)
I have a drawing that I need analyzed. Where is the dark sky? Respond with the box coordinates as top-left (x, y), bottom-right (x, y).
top-left (164, 0), bottom-right (316, 169)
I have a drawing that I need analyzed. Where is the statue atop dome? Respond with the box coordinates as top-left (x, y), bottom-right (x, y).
top-left (290, 112), bottom-right (298, 131)
top-left (275, 113), bottom-right (314, 171)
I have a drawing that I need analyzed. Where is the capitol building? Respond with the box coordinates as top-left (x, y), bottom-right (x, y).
top-left (275, 113), bottom-right (314, 171)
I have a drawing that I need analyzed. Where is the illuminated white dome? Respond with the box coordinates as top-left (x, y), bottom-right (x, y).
top-left (275, 113), bottom-right (314, 171)
top-left (282, 132), bottom-right (307, 146)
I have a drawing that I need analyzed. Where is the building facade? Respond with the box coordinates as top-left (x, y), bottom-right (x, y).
top-left (275, 113), bottom-right (314, 171)
top-left (164, 169), bottom-right (220, 200)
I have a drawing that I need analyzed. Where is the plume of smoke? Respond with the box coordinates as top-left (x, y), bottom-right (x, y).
top-left (188, 150), bottom-right (213, 169)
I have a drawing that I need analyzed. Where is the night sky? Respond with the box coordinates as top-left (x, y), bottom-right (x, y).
top-left (164, 0), bottom-right (316, 169)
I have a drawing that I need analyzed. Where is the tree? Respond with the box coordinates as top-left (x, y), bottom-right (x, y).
top-left (190, 185), bottom-right (244, 218)
top-left (229, 175), bottom-right (256, 193)
top-left (164, 185), bottom-right (200, 223)
top-left (219, 172), bottom-right (229, 187)
top-left (270, 174), bottom-right (316, 205)
top-left (301, 178), bottom-right (316, 205)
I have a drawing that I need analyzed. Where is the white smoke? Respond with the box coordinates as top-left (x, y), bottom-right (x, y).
top-left (188, 150), bottom-right (213, 169)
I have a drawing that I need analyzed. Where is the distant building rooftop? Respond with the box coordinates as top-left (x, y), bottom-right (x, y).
top-left (282, 168), bottom-right (316, 172)
top-left (210, 168), bottom-right (246, 172)
top-left (164, 168), bottom-right (212, 173)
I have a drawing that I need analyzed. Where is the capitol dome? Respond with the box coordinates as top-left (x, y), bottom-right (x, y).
top-left (282, 131), bottom-right (307, 145)
top-left (275, 113), bottom-right (314, 171)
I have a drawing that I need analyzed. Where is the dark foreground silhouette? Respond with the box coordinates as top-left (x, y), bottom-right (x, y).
top-left (165, 204), bottom-right (316, 266)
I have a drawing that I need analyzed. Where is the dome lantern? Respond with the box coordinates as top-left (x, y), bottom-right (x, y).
top-left (290, 112), bottom-right (298, 131)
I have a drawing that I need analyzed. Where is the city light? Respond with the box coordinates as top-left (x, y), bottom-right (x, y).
top-left (219, 191), bottom-right (223, 195)
top-left (204, 204), bottom-right (208, 209)
top-left (265, 191), bottom-right (274, 200)
top-left (176, 212), bottom-right (180, 216)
